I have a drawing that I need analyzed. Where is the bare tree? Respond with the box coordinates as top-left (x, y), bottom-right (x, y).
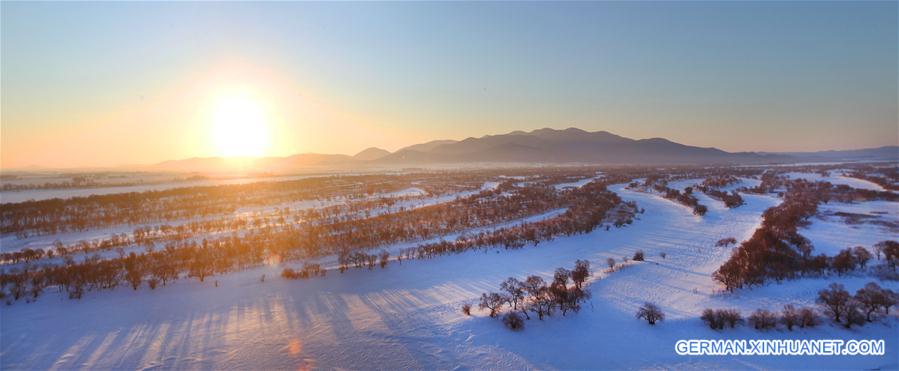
top-left (570, 260), bottom-right (590, 289)
top-left (798, 307), bottom-right (819, 328)
top-left (854, 282), bottom-right (892, 322)
top-left (817, 283), bottom-right (851, 322)
top-left (379, 250), bottom-right (390, 269)
top-left (479, 292), bottom-right (505, 318)
top-left (853, 246), bottom-right (872, 269)
top-left (636, 302), bottom-right (664, 325)
top-left (500, 277), bottom-right (525, 310)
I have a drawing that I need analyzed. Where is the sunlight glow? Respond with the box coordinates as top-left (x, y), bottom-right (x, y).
top-left (210, 91), bottom-right (271, 157)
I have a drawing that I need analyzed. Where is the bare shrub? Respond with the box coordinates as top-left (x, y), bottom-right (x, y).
top-left (781, 305), bottom-right (799, 331)
top-left (633, 250), bottom-right (645, 262)
top-left (701, 309), bottom-right (723, 330)
top-left (719, 309), bottom-right (742, 328)
top-left (798, 307), bottom-right (819, 328)
top-left (503, 312), bottom-right (525, 331)
top-left (701, 308), bottom-right (741, 330)
top-left (716, 237), bottom-right (738, 247)
top-left (748, 309), bottom-right (777, 330)
top-left (817, 283), bottom-right (851, 323)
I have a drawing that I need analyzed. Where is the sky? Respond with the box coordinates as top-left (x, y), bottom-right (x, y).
top-left (1, 1), bottom-right (897, 169)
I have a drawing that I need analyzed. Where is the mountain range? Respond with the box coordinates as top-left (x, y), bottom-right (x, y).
top-left (151, 128), bottom-right (898, 172)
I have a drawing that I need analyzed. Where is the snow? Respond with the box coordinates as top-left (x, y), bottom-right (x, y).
top-left (384, 187), bottom-right (427, 198)
top-left (553, 173), bottom-right (603, 190)
top-left (799, 200), bottom-right (898, 256)
top-left (2, 183), bottom-right (897, 369)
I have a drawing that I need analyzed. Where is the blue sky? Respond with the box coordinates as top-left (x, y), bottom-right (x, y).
top-left (2, 1), bottom-right (896, 167)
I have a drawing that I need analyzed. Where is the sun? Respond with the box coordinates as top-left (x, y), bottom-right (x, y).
top-left (209, 91), bottom-right (271, 158)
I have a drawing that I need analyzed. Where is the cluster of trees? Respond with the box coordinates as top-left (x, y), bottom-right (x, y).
top-left (699, 187), bottom-right (744, 208)
top-left (817, 282), bottom-right (897, 328)
top-left (1, 174), bottom-right (421, 237)
top-left (0, 174), bottom-right (633, 303)
top-left (831, 246), bottom-right (874, 274)
top-left (1, 171), bottom-right (516, 239)
top-left (634, 178), bottom-right (708, 216)
top-left (405, 180), bottom-right (634, 260)
top-left (0, 236), bottom-right (265, 302)
top-left (695, 175), bottom-right (746, 208)
top-left (466, 260), bottom-right (593, 330)
top-left (713, 178), bottom-right (898, 291)
top-left (700, 175), bottom-right (741, 189)
top-left (290, 182), bottom-right (569, 257)
top-left (4, 171), bottom-right (605, 265)
top-left (337, 249), bottom-right (391, 272)
top-left (0, 175), bottom-right (142, 191)
top-left (700, 281), bottom-right (896, 331)
top-left (701, 306), bottom-right (817, 331)
top-left (8, 183), bottom-right (464, 263)
top-left (281, 263), bottom-right (326, 280)
top-left (742, 171), bottom-right (786, 194)
top-left (0, 248), bottom-right (52, 265)
top-left (700, 308), bottom-right (744, 329)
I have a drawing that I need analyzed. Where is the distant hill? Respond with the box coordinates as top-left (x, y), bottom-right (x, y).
top-left (353, 147), bottom-right (391, 161)
top-left (395, 140), bottom-right (458, 153)
top-left (377, 128), bottom-right (776, 165)
top-left (149, 127), bottom-right (895, 172)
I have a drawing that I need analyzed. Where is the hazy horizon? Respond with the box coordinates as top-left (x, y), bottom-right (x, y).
top-left (2, 1), bottom-right (897, 169)
top-left (3, 126), bottom-right (899, 172)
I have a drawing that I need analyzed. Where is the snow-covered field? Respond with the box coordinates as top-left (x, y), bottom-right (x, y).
top-left (800, 200), bottom-right (898, 256)
top-left (3, 183), bottom-right (896, 369)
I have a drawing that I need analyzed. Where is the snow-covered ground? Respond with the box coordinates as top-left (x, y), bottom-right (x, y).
top-left (553, 173), bottom-right (604, 190)
top-left (800, 200), bottom-right (898, 256)
top-left (2, 182), bottom-right (897, 369)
